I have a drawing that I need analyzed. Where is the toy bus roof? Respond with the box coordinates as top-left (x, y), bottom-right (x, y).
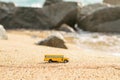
top-left (45, 54), bottom-right (64, 56)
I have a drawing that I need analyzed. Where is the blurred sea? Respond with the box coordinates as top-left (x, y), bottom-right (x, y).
top-left (74, 28), bottom-right (120, 53)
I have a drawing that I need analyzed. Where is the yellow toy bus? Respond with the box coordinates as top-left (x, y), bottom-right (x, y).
top-left (44, 54), bottom-right (69, 63)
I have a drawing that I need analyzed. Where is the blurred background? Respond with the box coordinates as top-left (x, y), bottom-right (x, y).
top-left (0, 0), bottom-right (103, 7)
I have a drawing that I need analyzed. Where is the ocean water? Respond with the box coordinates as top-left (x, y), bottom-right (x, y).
top-left (74, 28), bottom-right (120, 53)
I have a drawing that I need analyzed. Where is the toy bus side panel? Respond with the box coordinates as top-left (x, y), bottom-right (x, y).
top-left (52, 58), bottom-right (63, 62)
top-left (44, 55), bottom-right (64, 62)
top-left (44, 57), bottom-right (50, 61)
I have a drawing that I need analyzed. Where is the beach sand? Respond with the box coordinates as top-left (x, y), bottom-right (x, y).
top-left (0, 30), bottom-right (120, 80)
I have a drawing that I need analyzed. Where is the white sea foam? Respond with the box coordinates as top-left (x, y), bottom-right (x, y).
top-left (112, 53), bottom-right (120, 57)
top-left (74, 28), bottom-right (120, 53)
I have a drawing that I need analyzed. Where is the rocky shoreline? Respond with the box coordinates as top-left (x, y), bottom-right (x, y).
top-left (0, 0), bottom-right (120, 32)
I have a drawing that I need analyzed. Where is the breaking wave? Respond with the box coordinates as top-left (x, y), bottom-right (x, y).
top-left (75, 29), bottom-right (120, 53)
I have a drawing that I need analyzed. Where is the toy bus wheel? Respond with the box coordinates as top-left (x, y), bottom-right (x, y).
top-left (64, 60), bottom-right (68, 63)
top-left (48, 59), bottom-right (52, 63)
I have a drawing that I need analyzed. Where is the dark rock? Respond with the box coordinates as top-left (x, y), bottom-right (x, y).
top-left (37, 34), bottom-right (67, 49)
top-left (43, 2), bottom-right (81, 29)
top-left (0, 1), bottom-right (15, 13)
top-left (2, 7), bottom-right (53, 29)
top-left (0, 2), bottom-right (82, 30)
top-left (77, 3), bottom-right (110, 26)
top-left (58, 24), bottom-right (75, 32)
top-left (43, 0), bottom-right (63, 6)
top-left (0, 2), bottom-right (15, 26)
top-left (78, 6), bottom-right (120, 32)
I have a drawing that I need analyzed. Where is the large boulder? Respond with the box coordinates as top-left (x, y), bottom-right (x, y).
top-left (77, 3), bottom-right (110, 26)
top-left (0, 2), bottom-right (82, 30)
top-left (43, 0), bottom-right (63, 6)
top-left (43, 2), bottom-right (81, 29)
top-left (78, 6), bottom-right (120, 32)
top-left (0, 25), bottom-right (8, 40)
top-left (37, 34), bottom-right (67, 49)
top-left (77, 3), bottom-right (111, 32)
top-left (0, 2), bottom-right (15, 25)
top-left (2, 7), bottom-right (53, 29)
top-left (0, 1), bottom-right (15, 13)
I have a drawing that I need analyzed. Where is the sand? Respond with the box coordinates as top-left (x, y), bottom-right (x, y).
top-left (0, 30), bottom-right (120, 80)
